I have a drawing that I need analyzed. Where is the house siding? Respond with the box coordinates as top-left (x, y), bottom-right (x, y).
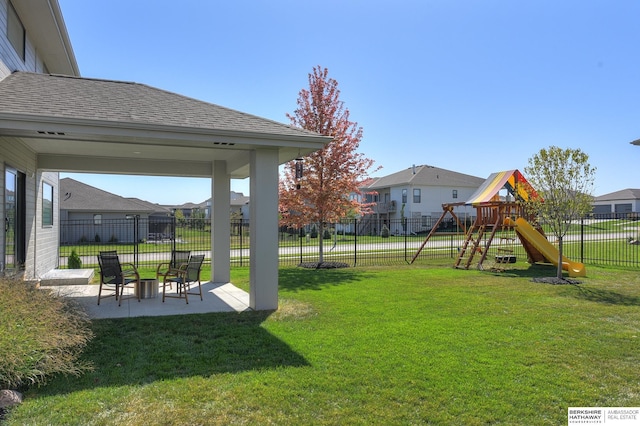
top-left (0, 137), bottom-right (60, 279)
top-left (0, 0), bottom-right (43, 78)
top-left (1, 0), bottom-right (64, 278)
top-left (60, 212), bottom-right (151, 245)
top-left (386, 185), bottom-right (477, 234)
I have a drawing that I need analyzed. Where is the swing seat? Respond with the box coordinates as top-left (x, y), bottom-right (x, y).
top-left (495, 255), bottom-right (516, 263)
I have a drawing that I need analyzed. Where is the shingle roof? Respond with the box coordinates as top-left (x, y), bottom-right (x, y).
top-left (594, 188), bottom-right (640, 201)
top-left (364, 165), bottom-right (484, 189)
top-left (60, 178), bottom-right (169, 213)
top-left (0, 71), bottom-right (321, 139)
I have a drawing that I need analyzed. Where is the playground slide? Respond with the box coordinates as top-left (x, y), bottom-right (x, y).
top-left (505, 217), bottom-right (586, 278)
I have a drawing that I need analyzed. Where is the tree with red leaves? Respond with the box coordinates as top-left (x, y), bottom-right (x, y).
top-left (279, 66), bottom-right (379, 264)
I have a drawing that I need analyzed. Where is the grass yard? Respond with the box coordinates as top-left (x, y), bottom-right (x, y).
top-left (5, 262), bottom-right (640, 425)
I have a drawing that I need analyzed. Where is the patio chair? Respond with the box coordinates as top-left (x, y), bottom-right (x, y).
top-left (161, 254), bottom-right (205, 304)
top-left (97, 251), bottom-right (141, 306)
top-left (156, 250), bottom-right (191, 289)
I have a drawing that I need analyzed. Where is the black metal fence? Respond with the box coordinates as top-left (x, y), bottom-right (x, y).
top-left (59, 214), bottom-right (640, 270)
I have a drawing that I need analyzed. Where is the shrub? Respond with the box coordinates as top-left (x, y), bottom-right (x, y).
top-left (0, 277), bottom-right (93, 389)
top-left (323, 228), bottom-right (332, 239)
top-left (381, 225), bottom-right (390, 238)
top-left (94, 234), bottom-right (101, 243)
top-left (67, 250), bottom-right (82, 269)
top-left (310, 225), bottom-right (318, 238)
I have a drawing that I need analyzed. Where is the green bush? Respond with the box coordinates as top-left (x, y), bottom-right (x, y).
top-left (67, 250), bottom-right (82, 269)
top-left (0, 277), bottom-right (93, 389)
top-left (381, 225), bottom-right (390, 238)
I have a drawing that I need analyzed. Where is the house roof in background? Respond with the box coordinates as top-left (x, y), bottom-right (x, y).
top-left (60, 178), bottom-right (170, 214)
top-left (364, 165), bottom-right (484, 189)
top-left (594, 188), bottom-right (640, 201)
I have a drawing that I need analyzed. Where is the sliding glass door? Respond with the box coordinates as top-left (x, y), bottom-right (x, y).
top-left (4, 168), bottom-right (25, 273)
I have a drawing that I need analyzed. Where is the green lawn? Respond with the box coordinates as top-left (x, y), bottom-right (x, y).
top-left (6, 262), bottom-right (640, 425)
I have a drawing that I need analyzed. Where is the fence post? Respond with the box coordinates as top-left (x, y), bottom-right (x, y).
top-left (580, 216), bottom-right (584, 263)
top-left (404, 218), bottom-right (408, 263)
top-left (299, 226), bottom-right (303, 265)
top-left (239, 219), bottom-right (243, 267)
top-left (354, 218), bottom-right (358, 267)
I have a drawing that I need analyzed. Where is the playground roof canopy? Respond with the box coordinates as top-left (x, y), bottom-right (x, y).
top-left (466, 169), bottom-right (539, 205)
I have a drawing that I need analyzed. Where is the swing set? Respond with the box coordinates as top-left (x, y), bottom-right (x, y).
top-left (410, 170), bottom-right (536, 271)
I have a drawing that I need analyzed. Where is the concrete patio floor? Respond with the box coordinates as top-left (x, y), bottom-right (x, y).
top-left (42, 281), bottom-right (252, 319)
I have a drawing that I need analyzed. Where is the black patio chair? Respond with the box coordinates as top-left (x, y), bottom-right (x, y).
top-left (161, 254), bottom-right (205, 304)
top-left (156, 250), bottom-right (191, 289)
top-left (97, 251), bottom-right (141, 306)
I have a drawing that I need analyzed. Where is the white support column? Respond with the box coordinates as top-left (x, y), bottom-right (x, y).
top-left (212, 161), bottom-right (230, 283)
top-left (249, 148), bottom-right (279, 310)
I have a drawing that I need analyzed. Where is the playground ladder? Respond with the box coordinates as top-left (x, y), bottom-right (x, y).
top-left (454, 212), bottom-right (501, 270)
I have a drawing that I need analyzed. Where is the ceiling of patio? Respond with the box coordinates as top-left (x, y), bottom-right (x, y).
top-left (9, 128), bottom-right (323, 179)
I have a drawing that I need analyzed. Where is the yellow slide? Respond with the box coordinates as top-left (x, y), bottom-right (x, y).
top-left (504, 217), bottom-right (586, 278)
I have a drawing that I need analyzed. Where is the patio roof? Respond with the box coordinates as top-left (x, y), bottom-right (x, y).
top-left (0, 71), bottom-right (329, 178)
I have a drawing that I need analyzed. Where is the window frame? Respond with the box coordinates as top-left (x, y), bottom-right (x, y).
top-left (42, 182), bottom-right (53, 227)
top-left (7, 1), bottom-right (26, 61)
top-left (413, 188), bottom-right (421, 204)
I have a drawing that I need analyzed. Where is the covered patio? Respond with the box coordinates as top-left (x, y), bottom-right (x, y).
top-left (0, 71), bottom-right (330, 311)
top-left (43, 280), bottom-right (251, 319)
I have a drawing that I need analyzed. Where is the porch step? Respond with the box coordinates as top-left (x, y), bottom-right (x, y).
top-left (40, 269), bottom-right (95, 286)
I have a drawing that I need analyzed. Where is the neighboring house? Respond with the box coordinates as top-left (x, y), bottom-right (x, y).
top-left (200, 191), bottom-right (250, 219)
top-left (0, 0), bottom-right (329, 310)
top-left (172, 201), bottom-right (206, 219)
top-left (361, 164), bottom-right (485, 234)
top-left (169, 190), bottom-right (249, 220)
top-left (59, 178), bottom-right (172, 244)
top-left (592, 189), bottom-right (640, 217)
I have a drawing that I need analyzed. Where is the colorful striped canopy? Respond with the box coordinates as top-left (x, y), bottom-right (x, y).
top-left (466, 170), bottom-right (539, 204)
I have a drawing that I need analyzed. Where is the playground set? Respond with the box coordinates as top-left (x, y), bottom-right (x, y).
top-left (411, 170), bottom-right (586, 278)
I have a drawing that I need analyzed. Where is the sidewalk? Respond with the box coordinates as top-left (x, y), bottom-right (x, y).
top-left (43, 281), bottom-right (252, 319)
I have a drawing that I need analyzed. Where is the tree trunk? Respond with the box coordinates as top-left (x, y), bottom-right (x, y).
top-left (556, 236), bottom-right (564, 280)
top-left (318, 222), bottom-right (324, 264)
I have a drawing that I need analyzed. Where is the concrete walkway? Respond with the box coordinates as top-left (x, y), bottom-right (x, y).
top-left (43, 281), bottom-right (252, 319)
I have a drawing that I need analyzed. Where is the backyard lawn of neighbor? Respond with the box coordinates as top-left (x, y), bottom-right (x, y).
top-left (5, 261), bottom-right (640, 425)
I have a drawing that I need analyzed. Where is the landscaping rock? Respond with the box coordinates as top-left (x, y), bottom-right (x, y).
top-left (0, 389), bottom-right (23, 420)
top-left (0, 389), bottom-right (23, 408)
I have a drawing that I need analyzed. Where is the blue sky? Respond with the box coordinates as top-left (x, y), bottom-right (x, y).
top-left (58, 0), bottom-right (640, 205)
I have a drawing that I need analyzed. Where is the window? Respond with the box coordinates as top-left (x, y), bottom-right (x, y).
top-left (402, 189), bottom-right (407, 204)
top-left (93, 214), bottom-right (102, 225)
top-left (452, 190), bottom-right (458, 199)
top-left (413, 188), bottom-right (421, 203)
top-left (7, 2), bottom-right (25, 61)
top-left (42, 182), bottom-right (53, 227)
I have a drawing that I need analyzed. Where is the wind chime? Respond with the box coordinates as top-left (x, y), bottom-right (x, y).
top-left (295, 157), bottom-right (304, 189)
